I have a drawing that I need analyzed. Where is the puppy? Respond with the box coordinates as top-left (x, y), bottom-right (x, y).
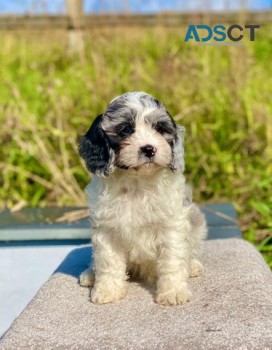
top-left (79, 92), bottom-right (207, 306)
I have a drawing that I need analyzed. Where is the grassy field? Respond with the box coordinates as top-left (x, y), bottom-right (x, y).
top-left (0, 26), bottom-right (271, 266)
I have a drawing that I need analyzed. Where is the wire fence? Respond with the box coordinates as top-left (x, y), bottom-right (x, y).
top-left (0, 11), bottom-right (271, 30)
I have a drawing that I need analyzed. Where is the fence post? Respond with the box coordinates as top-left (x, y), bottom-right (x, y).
top-left (66, 0), bottom-right (85, 57)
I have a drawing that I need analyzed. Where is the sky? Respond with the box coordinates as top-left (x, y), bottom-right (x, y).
top-left (0, 0), bottom-right (271, 14)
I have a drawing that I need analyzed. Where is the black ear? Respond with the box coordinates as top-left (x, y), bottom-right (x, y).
top-left (79, 115), bottom-right (115, 177)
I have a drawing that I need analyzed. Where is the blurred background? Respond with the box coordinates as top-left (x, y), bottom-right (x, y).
top-left (0, 0), bottom-right (271, 266)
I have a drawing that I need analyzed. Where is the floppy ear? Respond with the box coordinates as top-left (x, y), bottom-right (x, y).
top-left (79, 115), bottom-right (115, 177)
top-left (169, 125), bottom-right (185, 174)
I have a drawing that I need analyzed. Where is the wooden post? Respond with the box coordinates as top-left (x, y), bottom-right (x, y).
top-left (66, 0), bottom-right (85, 57)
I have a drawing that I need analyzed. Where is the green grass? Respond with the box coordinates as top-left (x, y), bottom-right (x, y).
top-left (0, 27), bottom-right (271, 266)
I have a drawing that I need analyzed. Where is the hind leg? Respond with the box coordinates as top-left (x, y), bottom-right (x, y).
top-left (188, 205), bottom-right (207, 278)
top-left (190, 259), bottom-right (204, 277)
top-left (79, 267), bottom-right (95, 287)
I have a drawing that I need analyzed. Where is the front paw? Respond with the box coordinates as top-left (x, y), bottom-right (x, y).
top-left (91, 283), bottom-right (127, 304)
top-left (155, 286), bottom-right (192, 306)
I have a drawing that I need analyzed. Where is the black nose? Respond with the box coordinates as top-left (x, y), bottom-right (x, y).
top-left (140, 145), bottom-right (156, 158)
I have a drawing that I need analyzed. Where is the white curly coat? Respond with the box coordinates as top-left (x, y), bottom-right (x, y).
top-left (79, 92), bottom-right (207, 306)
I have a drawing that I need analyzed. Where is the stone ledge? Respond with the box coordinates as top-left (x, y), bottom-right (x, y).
top-left (1, 239), bottom-right (272, 349)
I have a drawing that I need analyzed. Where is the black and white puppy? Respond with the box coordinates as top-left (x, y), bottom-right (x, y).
top-left (79, 92), bottom-right (207, 306)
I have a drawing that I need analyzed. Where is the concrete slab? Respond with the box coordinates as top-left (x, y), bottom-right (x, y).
top-left (0, 203), bottom-right (241, 338)
top-left (1, 239), bottom-right (272, 349)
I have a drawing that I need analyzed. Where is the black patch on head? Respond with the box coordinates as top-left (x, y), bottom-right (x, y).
top-left (105, 100), bottom-right (125, 118)
top-left (102, 103), bottom-right (137, 151)
top-left (153, 97), bottom-right (163, 108)
top-left (137, 94), bottom-right (163, 109)
top-left (106, 121), bottom-right (135, 153)
top-left (154, 120), bottom-right (175, 136)
top-left (143, 107), bottom-right (176, 146)
top-left (115, 122), bottom-right (135, 138)
top-left (79, 115), bottom-right (114, 177)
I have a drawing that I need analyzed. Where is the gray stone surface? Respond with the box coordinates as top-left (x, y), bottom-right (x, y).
top-left (1, 239), bottom-right (272, 349)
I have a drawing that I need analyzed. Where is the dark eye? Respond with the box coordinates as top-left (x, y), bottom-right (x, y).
top-left (120, 125), bottom-right (134, 136)
top-left (155, 122), bottom-right (173, 135)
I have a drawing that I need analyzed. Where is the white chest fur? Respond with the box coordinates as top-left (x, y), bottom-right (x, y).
top-left (86, 168), bottom-right (187, 262)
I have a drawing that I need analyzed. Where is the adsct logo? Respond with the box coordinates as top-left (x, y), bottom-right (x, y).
top-left (184, 24), bottom-right (260, 46)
